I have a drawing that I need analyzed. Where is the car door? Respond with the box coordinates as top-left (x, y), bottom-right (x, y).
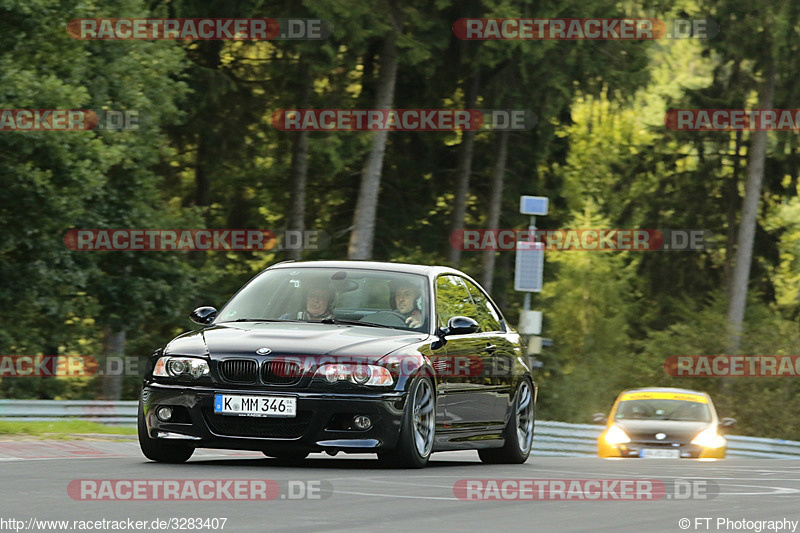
top-left (434, 274), bottom-right (502, 429)
top-left (461, 277), bottom-right (516, 421)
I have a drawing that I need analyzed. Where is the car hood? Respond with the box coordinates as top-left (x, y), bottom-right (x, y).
top-left (165, 322), bottom-right (429, 362)
top-left (615, 419), bottom-right (712, 443)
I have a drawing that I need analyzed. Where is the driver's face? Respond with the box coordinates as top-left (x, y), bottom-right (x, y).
top-left (306, 289), bottom-right (329, 316)
top-left (395, 287), bottom-right (418, 314)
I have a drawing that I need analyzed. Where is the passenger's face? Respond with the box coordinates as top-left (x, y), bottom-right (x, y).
top-left (395, 287), bottom-right (418, 314)
top-left (306, 289), bottom-right (329, 316)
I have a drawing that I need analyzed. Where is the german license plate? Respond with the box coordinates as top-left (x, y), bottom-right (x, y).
top-left (641, 448), bottom-right (680, 458)
top-left (214, 394), bottom-right (296, 417)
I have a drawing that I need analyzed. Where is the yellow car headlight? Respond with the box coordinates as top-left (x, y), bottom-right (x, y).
top-left (604, 424), bottom-right (631, 445)
top-left (691, 427), bottom-right (726, 449)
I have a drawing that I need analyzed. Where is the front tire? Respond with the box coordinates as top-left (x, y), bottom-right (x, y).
top-left (479, 379), bottom-right (534, 464)
top-left (378, 376), bottom-right (435, 468)
top-left (138, 407), bottom-right (194, 464)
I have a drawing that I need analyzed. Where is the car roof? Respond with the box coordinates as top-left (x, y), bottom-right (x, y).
top-left (268, 260), bottom-right (465, 278)
top-left (619, 387), bottom-right (709, 397)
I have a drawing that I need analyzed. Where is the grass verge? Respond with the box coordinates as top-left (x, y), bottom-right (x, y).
top-left (0, 420), bottom-right (136, 437)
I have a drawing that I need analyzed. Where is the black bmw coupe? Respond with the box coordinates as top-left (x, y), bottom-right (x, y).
top-left (138, 261), bottom-right (536, 468)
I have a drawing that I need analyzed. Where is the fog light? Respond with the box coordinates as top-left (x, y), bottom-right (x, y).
top-left (156, 406), bottom-right (173, 422)
top-left (353, 415), bottom-right (372, 430)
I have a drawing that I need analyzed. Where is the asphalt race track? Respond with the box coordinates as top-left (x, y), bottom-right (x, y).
top-left (1, 439), bottom-right (798, 533)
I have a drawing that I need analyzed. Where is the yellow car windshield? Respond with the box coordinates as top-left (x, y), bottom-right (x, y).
top-left (615, 399), bottom-right (711, 422)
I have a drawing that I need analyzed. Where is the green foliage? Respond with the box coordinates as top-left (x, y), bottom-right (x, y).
top-left (0, 0), bottom-right (197, 398)
top-left (535, 204), bottom-right (642, 421)
top-left (0, 0), bottom-right (797, 444)
top-left (639, 293), bottom-right (800, 439)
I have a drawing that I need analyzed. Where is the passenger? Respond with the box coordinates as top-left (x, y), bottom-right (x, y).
top-left (392, 281), bottom-right (423, 328)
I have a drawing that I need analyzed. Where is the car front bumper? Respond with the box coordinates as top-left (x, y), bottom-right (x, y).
top-left (140, 383), bottom-right (408, 454)
top-left (597, 440), bottom-right (725, 459)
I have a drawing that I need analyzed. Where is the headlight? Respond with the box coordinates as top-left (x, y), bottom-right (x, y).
top-left (691, 427), bottom-right (726, 449)
top-left (604, 424), bottom-right (631, 445)
top-left (153, 356), bottom-right (210, 379)
top-left (313, 363), bottom-right (393, 386)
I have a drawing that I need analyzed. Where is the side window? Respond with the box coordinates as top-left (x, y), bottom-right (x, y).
top-left (435, 275), bottom-right (476, 328)
top-left (462, 278), bottom-right (503, 332)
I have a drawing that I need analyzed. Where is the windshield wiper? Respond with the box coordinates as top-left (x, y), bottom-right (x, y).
top-left (319, 318), bottom-right (400, 329)
top-left (228, 318), bottom-right (300, 323)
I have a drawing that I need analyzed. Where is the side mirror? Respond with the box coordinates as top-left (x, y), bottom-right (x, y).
top-left (720, 417), bottom-right (736, 429)
top-left (592, 413), bottom-right (608, 424)
top-left (190, 306), bottom-right (217, 325)
top-left (441, 316), bottom-right (479, 336)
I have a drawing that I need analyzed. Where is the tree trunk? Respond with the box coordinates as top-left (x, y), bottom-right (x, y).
top-left (100, 327), bottom-right (126, 400)
top-left (447, 69), bottom-right (481, 266)
top-left (192, 41), bottom-right (223, 210)
top-left (347, 28), bottom-right (399, 260)
top-left (481, 131), bottom-right (509, 291)
top-left (723, 130), bottom-right (743, 298)
top-left (495, 252), bottom-right (511, 310)
top-left (726, 66), bottom-right (775, 352)
top-left (287, 78), bottom-right (312, 261)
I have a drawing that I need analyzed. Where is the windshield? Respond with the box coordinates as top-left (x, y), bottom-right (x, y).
top-left (614, 399), bottom-right (711, 422)
top-left (214, 267), bottom-right (429, 331)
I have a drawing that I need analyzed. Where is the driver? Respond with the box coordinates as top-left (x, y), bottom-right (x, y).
top-left (392, 281), bottom-right (423, 328)
top-left (303, 285), bottom-right (334, 321)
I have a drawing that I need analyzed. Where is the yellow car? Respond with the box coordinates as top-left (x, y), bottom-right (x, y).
top-left (595, 388), bottom-right (736, 459)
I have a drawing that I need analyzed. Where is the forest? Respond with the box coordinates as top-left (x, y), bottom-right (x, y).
top-left (0, 0), bottom-right (798, 439)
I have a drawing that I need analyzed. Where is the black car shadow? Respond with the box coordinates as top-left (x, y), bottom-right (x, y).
top-left (141, 455), bottom-right (485, 470)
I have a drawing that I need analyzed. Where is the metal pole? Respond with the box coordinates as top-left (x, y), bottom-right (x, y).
top-left (523, 215), bottom-right (537, 312)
